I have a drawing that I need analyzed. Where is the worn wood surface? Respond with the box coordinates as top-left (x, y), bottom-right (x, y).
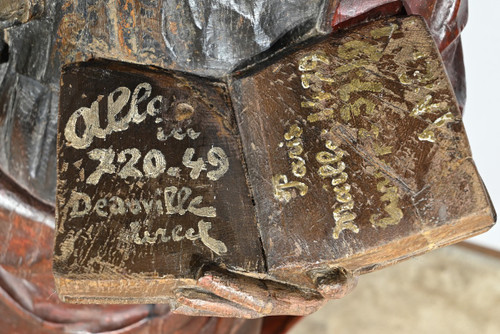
top-left (0, 0), bottom-right (486, 331)
top-left (230, 15), bottom-right (495, 289)
top-left (55, 61), bottom-right (265, 302)
top-left (54, 16), bottom-right (494, 311)
top-left (0, 0), bottom-right (468, 208)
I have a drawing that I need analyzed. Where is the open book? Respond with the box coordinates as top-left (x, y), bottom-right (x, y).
top-left (54, 16), bottom-right (495, 303)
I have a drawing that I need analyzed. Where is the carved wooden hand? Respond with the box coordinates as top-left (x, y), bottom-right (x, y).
top-left (171, 266), bottom-right (356, 318)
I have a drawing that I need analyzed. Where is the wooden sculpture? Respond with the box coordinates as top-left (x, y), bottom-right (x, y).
top-left (53, 16), bottom-right (494, 317)
top-left (0, 0), bottom-right (494, 332)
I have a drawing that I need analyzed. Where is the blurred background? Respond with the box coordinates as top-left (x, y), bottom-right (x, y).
top-left (290, 245), bottom-right (500, 334)
top-left (291, 1), bottom-right (500, 333)
top-left (463, 0), bottom-right (500, 252)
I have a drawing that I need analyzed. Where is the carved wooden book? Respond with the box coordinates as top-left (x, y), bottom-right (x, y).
top-left (54, 16), bottom-right (495, 303)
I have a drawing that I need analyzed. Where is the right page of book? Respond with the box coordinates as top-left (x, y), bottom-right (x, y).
top-left (229, 16), bottom-right (495, 289)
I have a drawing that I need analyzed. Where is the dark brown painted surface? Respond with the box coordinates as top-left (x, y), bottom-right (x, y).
top-left (0, 0), bottom-right (494, 330)
top-left (230, 16), bottom-right (494, 286)
top-left (54, 16), bottom-right (494, 306)
top-left (55, 61), bottom-right (264, 286)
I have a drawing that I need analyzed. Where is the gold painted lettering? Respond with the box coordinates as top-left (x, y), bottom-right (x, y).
top-left (132, 220), bottom-right (227, 255)
top-left (198, 220), bottom-right (227, 255)
top-left (370, 23), bottom-right (398, 39)
top-left (176, 187), bottom-right (192, 215)
top-left (284, 124), bottom-right (307, 178)
top-left (117, 148), bottom-right (143, 178)
top-left (163, 186), bottom-right (216, 217)
top-left (332, 202), bottom-right (358, 239)
top-left (67, 191), bottom-right (91, 218)
top-left (206, 147), bottom-right (230, 181)
top-left (65, 82), bottom-right (164, 149)
top-left (130, 82), bottom-right (152, 124)
top-left (370, 172), bottom-right (403, 228)
top-left (146, 95), bottom-right (162, 116)
top-left (64, 103), bottom-right (105, 149)
top-left (172, 225), bottom-right (184, 241)
top-left (272, 174), bottom-right (308, 203)
top-left (126, 199), bottom-right (142, 215)
top-left (107, 86), bottom-right (133, 132)
top-left (86, 148), bottom-right (116, 185)
top-left (339, 78), bottom-right (382, 102)
top-left (143, 149), bottom-right (166, 178)
top-left (338, 40), bottom-right (381, 62)
top-left (410, 95), bottom-right (444, 117)
top-left (417, 112), bottom-right (455, 142)
top-left (316, 141), bottom-right (358, 239)
top-left (141, 199), bottom-right (154, 214)
top-left (109, 196), bottom-right (126, 215)
top-left (185, 228), bottom-right (199, 241)
top-left (298, 52), bottom-right (330, 72)
top-left (187, 196), bottom-right (216, 218)
top-left (164, 186), bottom-right (177, 214)
top-left (182, 148), bottom-right (207, 179)
top-left (94, 198), bottom-right (108, 217)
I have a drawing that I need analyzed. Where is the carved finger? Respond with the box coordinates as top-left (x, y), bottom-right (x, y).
top-left (310, 267), bottom-right (358, 299)
top-left (197, 270), bottom-right (326, 316)
top-left (173, 304), bottom-right (251, 318)
top-left (263, 280), bottom-right (327, 315)
top-left (196, 272), bottom-right (273, 314)
top-left (173, 288), bottom-right (261, 318)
